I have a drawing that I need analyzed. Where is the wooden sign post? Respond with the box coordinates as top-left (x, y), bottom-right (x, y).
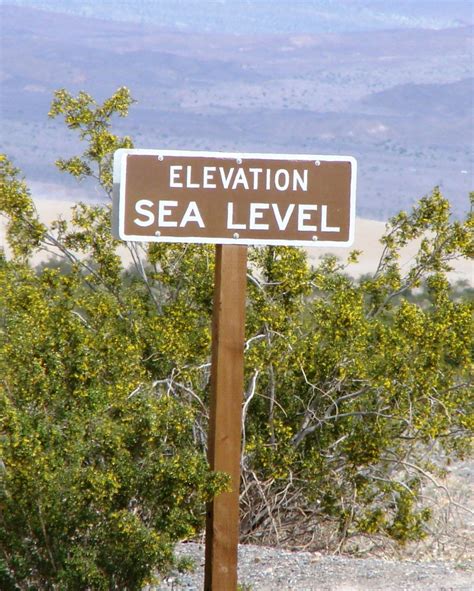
top-left (204, 244), bottom-right (247, 591)
top-left (112, 148), bottom-right (356, 591)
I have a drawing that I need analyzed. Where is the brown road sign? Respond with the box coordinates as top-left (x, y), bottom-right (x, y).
top-left (113, 149), bottom-right (357, 247)
top-left (111, 148), bottom-right (357, 590)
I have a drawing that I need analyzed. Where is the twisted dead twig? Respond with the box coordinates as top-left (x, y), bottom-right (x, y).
top-left (241, 370), bottom-right (259, 460)
top-left (380, 454), bottom-right (474, 517)
top-left (151, 376), bottom-right (208, 415)
top-left (126, 241), bottom-right (161, 311)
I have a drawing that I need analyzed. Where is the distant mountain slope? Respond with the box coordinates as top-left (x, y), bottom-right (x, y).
top-left (0, 5), bottom-right (472, 220)
top-left (3, 0), bottom-right (474, 34)
top-left (358, 78), bottom-right (474, 117)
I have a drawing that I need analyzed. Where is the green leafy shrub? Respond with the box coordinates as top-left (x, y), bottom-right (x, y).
top-left (0, 88), bottom-right (472, 590)
top-left (0, 91), bottom-right (226, 589)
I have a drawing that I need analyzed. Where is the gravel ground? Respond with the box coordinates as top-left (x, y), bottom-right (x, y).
top-left (148, 455), bottom-right (474, 589)
top-left (152, 542), bottom-right (473, 590)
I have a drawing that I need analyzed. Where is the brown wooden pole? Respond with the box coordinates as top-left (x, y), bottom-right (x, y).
top-left (204, 244), bottom-right (247, 591)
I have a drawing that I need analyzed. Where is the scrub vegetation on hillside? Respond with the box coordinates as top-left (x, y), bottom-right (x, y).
top-left (0, 88), bottom-right (472, 590)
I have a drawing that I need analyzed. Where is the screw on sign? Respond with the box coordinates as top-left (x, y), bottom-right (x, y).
top-left (113, 149), bottom-right (357, 591)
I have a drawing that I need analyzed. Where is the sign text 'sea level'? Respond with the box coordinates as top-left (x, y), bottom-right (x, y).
top-left (113, 150), bottom-right (357, 247)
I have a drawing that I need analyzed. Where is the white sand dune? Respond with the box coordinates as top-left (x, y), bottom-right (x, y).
top-left (1, 198), bottom-right (472, 285)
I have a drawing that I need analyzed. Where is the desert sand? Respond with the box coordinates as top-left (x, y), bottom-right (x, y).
top-left (0, 197), bottom-right (472, 286)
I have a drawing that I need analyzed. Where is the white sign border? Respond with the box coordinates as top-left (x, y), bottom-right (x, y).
top-left (113, 149), bottom-right (357, 247)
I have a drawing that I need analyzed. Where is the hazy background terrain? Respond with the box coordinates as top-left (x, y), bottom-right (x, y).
top-left (0, 0), bottom-right (473, 220)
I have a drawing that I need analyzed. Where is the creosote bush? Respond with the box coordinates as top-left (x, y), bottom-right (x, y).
top-left (0, 88), bottom-right (473, 588)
